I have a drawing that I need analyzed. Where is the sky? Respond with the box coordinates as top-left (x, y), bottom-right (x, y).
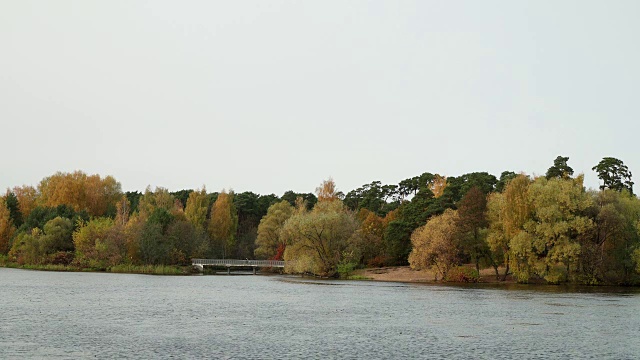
top-left (1, 1), bottom-right (639, 195)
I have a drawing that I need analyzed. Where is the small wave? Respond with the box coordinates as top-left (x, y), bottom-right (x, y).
top-left (544, 302), bottom-right (585, 307)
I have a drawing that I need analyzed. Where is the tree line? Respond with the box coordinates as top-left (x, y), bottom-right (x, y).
top-left (1, 156), bottom-right (639, 284)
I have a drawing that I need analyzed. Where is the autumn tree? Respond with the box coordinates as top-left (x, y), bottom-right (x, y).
top-left (115, 196), bottom-right (130, 226)
top-left (455, 186), bottom-right (490, 275)
top-left (12, 185), bottom-right (38, 219)
top-left (316, 178), bottom-right (339, 202)
top-left (282, 200), bottom-right (360, 276)
top-left (73, 218), bottom-right (127, 267)
top-left (254, 200), bottom-right (294, 260)
top-left (430, 175), bottom-right (447, 198)
top-left (37, 171), bottom-right (121, 216)
top-left (137, 186), bottom-right (179, 219)
top-left (486, 174), bottom-right (533, 281)
top-left (208, 191), bottom-right (238, 258)
top-left (512, 176), bottom-right (593, 283)
top-left (0, 199), bottom-right (16, 255)
top-left (84, 174), bottom-right (122, 216)
top-left (185, 187), bottom-right (209, 231)
top-left (355, 208), bottom-right (386, 266)
top-left (408, 209), bottom-right (461, 281)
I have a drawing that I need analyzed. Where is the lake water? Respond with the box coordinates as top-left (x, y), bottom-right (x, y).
top-left (1, 268), bottom-right (639, 359)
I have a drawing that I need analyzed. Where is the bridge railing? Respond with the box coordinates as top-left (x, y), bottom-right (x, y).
top-left (192, 259), bottom-right (286, 268)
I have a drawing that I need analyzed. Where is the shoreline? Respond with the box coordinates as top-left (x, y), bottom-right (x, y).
top-left (352, 266), bottom-right (516, 284)
top-left (3, 263), bottom-right (639, 289)
top-left (0, 262), bottom-right (192, 275)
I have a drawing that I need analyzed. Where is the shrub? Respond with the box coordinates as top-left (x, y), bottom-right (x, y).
top-left (337, 262), bottom-right (357, 279)
top-left (445, 266), bottom-right (480, 283)
top-left (544, 265), bottom-right (568, 285)
top-left (48, 251), bottom-right (74, 265)
top-left (367, 255), bottom-right (386, 268)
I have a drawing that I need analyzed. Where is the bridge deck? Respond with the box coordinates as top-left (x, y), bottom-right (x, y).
top-left (192, 259), bottom-right (286, 268)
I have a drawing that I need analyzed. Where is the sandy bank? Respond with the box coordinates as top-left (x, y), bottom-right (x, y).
top-left (353, 266), bottom-right (514, 284)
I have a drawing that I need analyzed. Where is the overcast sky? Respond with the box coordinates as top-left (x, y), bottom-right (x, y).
top-left (1, 1), bottom-right (639, 195)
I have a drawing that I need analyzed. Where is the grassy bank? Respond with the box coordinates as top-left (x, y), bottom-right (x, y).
top-left (108, 264), bottom-right (189, 275)
top-left (0, 258), bottom-right (192, 275)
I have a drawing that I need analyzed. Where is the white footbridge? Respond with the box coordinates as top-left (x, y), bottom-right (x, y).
top-left (192, 259), bottom-right (286, 274)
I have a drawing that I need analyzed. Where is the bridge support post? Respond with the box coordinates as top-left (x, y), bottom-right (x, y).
top-left (253, 267), bottom-right (256, 275)
top-left (227, 267), bottom-right (230, 275)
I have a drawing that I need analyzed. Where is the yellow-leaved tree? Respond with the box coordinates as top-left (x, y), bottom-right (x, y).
top-left (282, 199), bottom-right (360, 276)
top-left (316, 178), bottom-right (339, 202)
top-left (514, 175), bottom-right (593, 283)
top-left (208, 191), bottom-right (238, 258)
top-left (185, 187), bottom-right (209, 231)
top-left (254, 200), bottom-right (294, 260)
top-left (486, 174), bottom-right (533, 281)
top-left (430, 174), bottom-right (447, 198)
top-left (408, 209), bottom-right (460, 281)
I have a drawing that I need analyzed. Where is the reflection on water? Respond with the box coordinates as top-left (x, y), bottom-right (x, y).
top-left (1, 268), bottom-right (639, 359)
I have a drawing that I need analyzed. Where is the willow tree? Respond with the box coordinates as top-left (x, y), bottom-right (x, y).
top-left (208, 191), bottom-right (238, 258)
top-left (254, 200), bottom-right (294, 260)
top-left (486, 174), bottom-right (533, 281)
top-left (282, 200), bottom-right (360, 276)
top-left (514, 175), bottom-right (593, 283)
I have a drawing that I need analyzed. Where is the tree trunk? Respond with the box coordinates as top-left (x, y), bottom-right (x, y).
top-left (501, 256), bottom-right (510, 281)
